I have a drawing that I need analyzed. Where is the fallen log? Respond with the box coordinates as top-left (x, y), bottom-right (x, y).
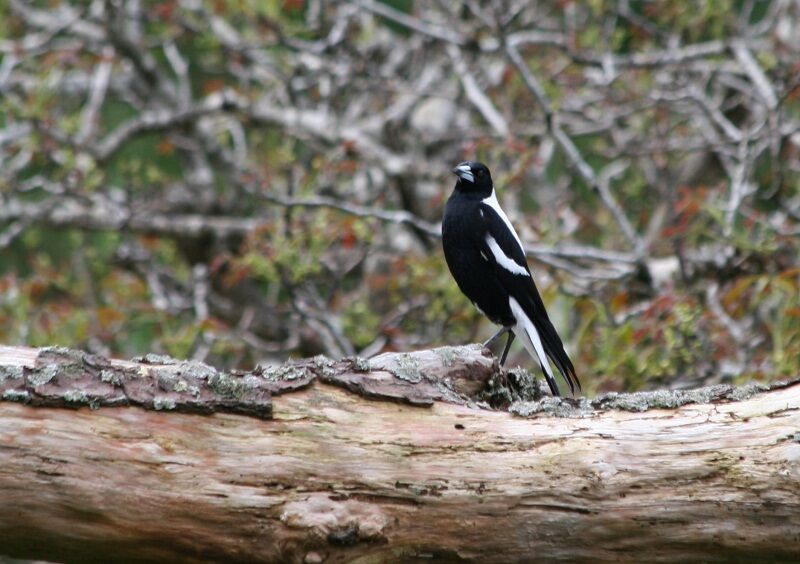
top-left (0, 344), bottom-right (798, 563)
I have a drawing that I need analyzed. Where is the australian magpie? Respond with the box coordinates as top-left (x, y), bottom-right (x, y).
top-left (442, 161), bottom-right (579, 396)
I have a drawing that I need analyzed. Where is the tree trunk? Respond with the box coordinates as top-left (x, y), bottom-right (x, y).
top-left (1, 345), bottom-right (798, 563)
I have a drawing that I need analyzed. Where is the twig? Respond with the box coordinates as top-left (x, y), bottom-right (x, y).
top-left (505, 41), bottom-right (644, 254)
top-left (446, 44), bottom-right (510, 137)
top-left (76, 47), bottom-right (114, 145)
top-left (0, 219), bottom-right (30, 250)
top-left (350, 0), bottom-right (464, 45)
top-left (731, 42), bottom-right (778, 110)
top-left (261, 193), bottom-right (441, 237)
top-left (94, 91), bottom-right (238, 161)
top-left (705, 282), bottom-right (747, 345)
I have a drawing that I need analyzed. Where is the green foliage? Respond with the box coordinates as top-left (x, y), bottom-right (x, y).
top-left (582, 296), bottom-right (710, 390)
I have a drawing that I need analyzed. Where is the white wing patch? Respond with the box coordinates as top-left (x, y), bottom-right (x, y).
top-left (482, 189), bottom-right (524, 251)
top-left (509, 296), bottom-right (556, 384)
top-left (485, 235), bottom-right (529, 276)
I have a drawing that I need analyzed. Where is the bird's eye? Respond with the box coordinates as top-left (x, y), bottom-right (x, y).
top-left (476, 169), bottom-right (483, 176)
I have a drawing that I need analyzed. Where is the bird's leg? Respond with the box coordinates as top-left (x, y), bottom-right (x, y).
top-left (499, 331), bottom-right (515, 366)
top-left (482, 326), bottom-right (508, 349)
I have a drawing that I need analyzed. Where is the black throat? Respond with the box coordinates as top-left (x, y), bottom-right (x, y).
top-left (454, 178), bottom-right (493, 200)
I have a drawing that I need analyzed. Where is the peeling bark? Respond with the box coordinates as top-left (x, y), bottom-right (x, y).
top-left (1, 345), bottom-right (799, 563)
top-left (0, 345), bottom-right (497, 416)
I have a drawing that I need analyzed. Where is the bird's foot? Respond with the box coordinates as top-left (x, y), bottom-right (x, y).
top-left (499, 331), bottom-right (515, 365)
top-left (482, 327), bottom-right (508, 349)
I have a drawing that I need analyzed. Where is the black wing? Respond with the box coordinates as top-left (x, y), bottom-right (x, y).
top-left (477, 202), bottom-right (580, 394)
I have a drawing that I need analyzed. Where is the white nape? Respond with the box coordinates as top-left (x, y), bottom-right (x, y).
top-left (482, 189), bottom-right (524, 250)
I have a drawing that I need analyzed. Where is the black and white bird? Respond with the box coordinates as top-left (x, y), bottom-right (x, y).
top-left (442, 161), bottom-right (579, 396)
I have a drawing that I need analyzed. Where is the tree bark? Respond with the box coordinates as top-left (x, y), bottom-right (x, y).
top-left (1, 344), bottom-right (798, 563)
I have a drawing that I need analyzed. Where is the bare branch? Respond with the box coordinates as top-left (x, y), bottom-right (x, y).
top-left (732, 42), bottom-right (778, 110)
top-left (76, 47), bottom-right (114, 145)
top-left (350, 0), bottom-right (464, 45)
top-left (447, 44), bottom-right (510, 137)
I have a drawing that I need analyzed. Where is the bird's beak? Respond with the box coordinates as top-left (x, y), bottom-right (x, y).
top-left (452, 163), bottom-right (474, 183)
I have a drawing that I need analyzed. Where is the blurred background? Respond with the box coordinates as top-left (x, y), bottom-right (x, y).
top-left (0, 0), bottom-right (798, 394)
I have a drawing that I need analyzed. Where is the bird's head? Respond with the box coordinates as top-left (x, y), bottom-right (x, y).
top-left (451, 161), bottom-right (493, 196)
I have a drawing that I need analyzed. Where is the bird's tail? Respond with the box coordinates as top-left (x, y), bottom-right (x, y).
top-left (508, 297), bottom-right (579, 397)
